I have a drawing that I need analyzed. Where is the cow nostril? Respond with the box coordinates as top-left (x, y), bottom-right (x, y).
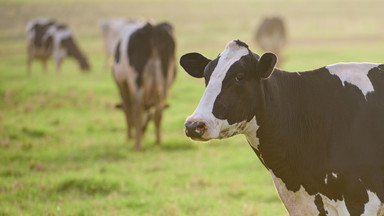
top-left (194, 122), bottom-right (205, 134)
top-left (184, 121), bottom-right (206, 138)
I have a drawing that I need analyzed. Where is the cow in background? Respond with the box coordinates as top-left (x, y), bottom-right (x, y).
top-left (26, 18), bottom-right (90, 74)
top-left (99, 18), bottom-right (129, 69)
top-left (113, 21), bottom-right (176, 150)
top-left (255, 16), bottom-right (286, 66)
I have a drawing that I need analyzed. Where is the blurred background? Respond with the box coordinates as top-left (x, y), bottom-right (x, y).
top-left (1, 0), bottom-right (384, 215)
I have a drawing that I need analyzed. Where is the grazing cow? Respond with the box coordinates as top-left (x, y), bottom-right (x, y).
top-left (180, 40), bottom-right (384, 215)
top-left (26, 18), bottom-right (90, 73)
top-left (255, 16), bottom-right (286, 66)
top-left (113, 21), bottom-right (176, 149)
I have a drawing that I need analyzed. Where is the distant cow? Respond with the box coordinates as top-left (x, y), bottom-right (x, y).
top-left (113, 21), bottom-right (176, 149)
top-left (26, 18), bottom-right (90, 73)
top-left (255, 16), bottom-right (286, 66)
top-left (99, 18), bottom-right (130, 69)
top-left (180, 40), bottom-right (384, 215)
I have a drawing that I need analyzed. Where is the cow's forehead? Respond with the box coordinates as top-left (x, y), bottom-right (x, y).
top-left (211, 40), bottom-right (250, 79)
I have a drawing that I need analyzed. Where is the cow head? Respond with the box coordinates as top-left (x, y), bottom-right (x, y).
top-left (180, 40), bottom-right (277, 141)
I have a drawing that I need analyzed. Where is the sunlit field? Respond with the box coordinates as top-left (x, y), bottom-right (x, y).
top-left (1, 0), bottom-right (384, 215)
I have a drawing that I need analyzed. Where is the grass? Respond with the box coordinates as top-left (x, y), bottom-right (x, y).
top-left (1, 0), bottom-right (384, 215)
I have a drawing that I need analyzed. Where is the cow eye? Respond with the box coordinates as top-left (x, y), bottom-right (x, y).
top-left (235, 73), bottom-right (244, 81)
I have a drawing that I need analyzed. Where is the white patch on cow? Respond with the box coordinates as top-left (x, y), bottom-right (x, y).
top-left (270, 171), bottom-right (353, 215)
top-left (319, 194), bottom-right (350, 215)
top-left (361, 190), bottom-right (383, 216)
top-left (325, 174), bottom-right (328, 184)
top-left (326, 62), bottom-right (378, 98)
top-left (243, 117), bottom-right (259, 148)
top-left (332, 172), bottom-right (338, 178)
top-left (270, 171), bottom-right (320, 216)
top-left (186, 40), bottom-right (249, 139)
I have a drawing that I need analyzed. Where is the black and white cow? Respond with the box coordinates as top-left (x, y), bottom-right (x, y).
top-left (26, 18), bottom-right (90, 73)
top-left (113, 21), bottom-right (176, 150)
top-left (180, 40), bottom-right (384, 215)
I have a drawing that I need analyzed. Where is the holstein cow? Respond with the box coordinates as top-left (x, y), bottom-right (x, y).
top-left (255, 16), bottom-right (286, 66)
top-left (180, 40), bottom-right (384, 216)
top-left (26, 18), bottom-right (90, 73)
top-left (113, 21), bottom-right (176, 149)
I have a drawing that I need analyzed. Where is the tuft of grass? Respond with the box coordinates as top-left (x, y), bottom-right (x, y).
top-left (55, 177), bottom-right (120, 195)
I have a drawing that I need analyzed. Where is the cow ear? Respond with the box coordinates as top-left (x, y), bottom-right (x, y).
top-left (258, 52), bottom-right (277, 79)
top-left (180, 52), bottom-right (211, 78)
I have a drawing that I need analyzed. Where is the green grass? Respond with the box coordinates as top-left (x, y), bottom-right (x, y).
top-left (2, 0), bottom-right (384, 215)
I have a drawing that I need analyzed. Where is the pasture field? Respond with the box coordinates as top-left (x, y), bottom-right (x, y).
top-left (1, 0), bottom-right (384, 215)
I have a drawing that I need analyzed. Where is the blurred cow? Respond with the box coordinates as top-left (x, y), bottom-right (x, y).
top-left (255, 16), bottom-right (286, 66)
top-left (113, 21), bottom-right (176, 149)
top-left (26, 18), bottom-right (90, 74)
top-left (99, 18), bottom-right (129, 69)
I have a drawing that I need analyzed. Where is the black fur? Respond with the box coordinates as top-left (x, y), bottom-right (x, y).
top-left (114, 40), bottom-right (121, 64)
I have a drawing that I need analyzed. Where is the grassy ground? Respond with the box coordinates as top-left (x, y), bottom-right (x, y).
top-left (1, 0), bottom-right (384, 215)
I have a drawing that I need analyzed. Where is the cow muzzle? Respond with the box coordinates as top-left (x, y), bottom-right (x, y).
top-left (184, 120), bottom-right (207, 140)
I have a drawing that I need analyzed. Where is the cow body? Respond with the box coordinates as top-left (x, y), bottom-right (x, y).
top-left (113, 21), bottom-right (176, 149)
top-left (180, 40), bottom-right (384, 215)
top-left (26, 18), bottom-right (89, 73)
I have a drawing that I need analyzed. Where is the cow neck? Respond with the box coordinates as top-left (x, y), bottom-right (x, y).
top-left (256, 69), bottom-right (307, 181)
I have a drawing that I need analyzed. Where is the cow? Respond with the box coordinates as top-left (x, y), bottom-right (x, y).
top-left (180, 40), bottom-right (384, 216)
top-left (26, 18), bottom-right (90, 74)
top-left (255, 16), bottom-right (286, 66)
top-left (113, 21), bottom-right (176, 150)
top-left (99, 18), bottom-right (130, 69)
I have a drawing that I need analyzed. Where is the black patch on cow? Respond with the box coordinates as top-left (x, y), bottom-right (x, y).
top-left (153, 22), bottom-right (175, 81)
top-left (234, 40), bottom-right (249, 48)
top-left (128, 23), bottom-right (153, 87)
top-left (56, 24), bottom-right (68, 30)
top-left (203, 57), bottom-right (220, 86)
top-left (114, 40), bottom-right (121, 63)
top-left (127, 22), bottom-right (176, 88)
top-left (314, 194), bottom-right (327, 216)
top-left (32, 21), bottom-right (55, 48)
top-left (60, 37), bottom-right (89, 70)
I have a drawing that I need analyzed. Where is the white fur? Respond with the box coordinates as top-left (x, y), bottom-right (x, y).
top-left (271, 171), bottom-right (352, 215)
top-left (361, 191), bottom-right (384, 216)
top-left (270, 171), bottom-right (320, 216)
top-left (319, 194), bottom-right (349, 216)
top-left (332, 172), bottom-right (338, 178)
top-left (186, 40), bottom-right (249, 139)
top-left (326, 63), bottom-right (378, 98)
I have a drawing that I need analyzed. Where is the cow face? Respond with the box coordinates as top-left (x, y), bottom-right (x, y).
top-left (180, 40), bottom-right (277, 141)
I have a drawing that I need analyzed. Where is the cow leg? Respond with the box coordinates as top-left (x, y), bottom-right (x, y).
top-left (117, 82), bottom-right (134, 140)
top-left (56, 59), bottom-right (63, 73)
top-left (27, 55), bottom-right (32, 75)
top-left (134, 90), bottom-right (144, 150)
top-left (154, 106), bottom-right (163, 145)
top-left (27, 45), bottom-right (33, 75)
top-left (42, 58), bottom-right (48, 73)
